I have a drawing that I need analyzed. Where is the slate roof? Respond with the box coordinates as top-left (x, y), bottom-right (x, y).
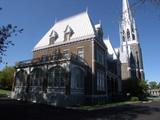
top-left (104, 39), bottom-right (118, 60)
top-left (33, 11), bottom-right (96, 51)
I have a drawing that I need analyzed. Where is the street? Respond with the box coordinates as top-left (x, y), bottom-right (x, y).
top-left (0, 97), bottom-right (160, 120)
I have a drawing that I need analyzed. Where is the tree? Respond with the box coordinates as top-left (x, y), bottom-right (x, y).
top-left (0, 8), bottom-right (23, 63)
top-left (130, 0), bottom-right (160, 11)
top-left (124, 79), bottom-right (148, 100)
top-left (137, 79), bottom-right (148, 95)
top-left (0, 66), bottom-right (15, 90)
top-left (149, 81), bottom-right (158, 89)
top-left (158, 82), bottom-right (160, 88)
top-left (134, 0), bottom-right (160, 5)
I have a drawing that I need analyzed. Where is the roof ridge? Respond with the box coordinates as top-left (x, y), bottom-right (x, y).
top-left (55, 11), bottom-right (87, 24)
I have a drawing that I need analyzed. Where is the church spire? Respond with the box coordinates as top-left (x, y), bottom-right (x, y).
top-left (122, 0), bottom-right (132, 22)
top-left (120, 0), bottom-right (138, 46)
top-left (120, 0), bottom-right (145, 81)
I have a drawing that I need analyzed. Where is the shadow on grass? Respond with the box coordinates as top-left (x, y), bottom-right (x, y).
top-left (0, 98), bottom-right (160, 120)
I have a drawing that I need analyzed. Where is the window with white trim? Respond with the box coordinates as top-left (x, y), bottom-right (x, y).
top-left (64, 33), bottom-right (70, 41)
top-left (63, 49), bottom-right (69, 59)
top-left (77, 47), bottom-right (84, 61)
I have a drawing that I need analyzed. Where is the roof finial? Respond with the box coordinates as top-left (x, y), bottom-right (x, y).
top-left (86, 6), bottom-right (88, 13)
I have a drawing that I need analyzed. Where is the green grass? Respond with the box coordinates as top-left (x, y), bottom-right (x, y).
top-left (0, 89), bottom-right (11, 96)
top-left (80, 101), bottom-right (141, 110)
top-left (148, 96), bottom-right (160, 102)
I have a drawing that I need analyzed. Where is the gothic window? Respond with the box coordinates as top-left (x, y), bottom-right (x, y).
top-left (127, 29), bottom-right (130, 40)
top-left (123, 30), bottom-right (125, 34)
top-left (131, 25), bottom-right (134, 33)
top-left (122, 36), bottom-right (125, 42)
top-left (132, 34), bottom-right (135, 40)
top-left (15, 70), bottom-right (28, 86)
top-left (48, 66), bottom-right (65, 88)
top-left (30, 68), bottom-right (44, 86)
top-left (49, 30), bottom-right (58, 45)
top-left (64, 25), bottom-right (74, 41)
top-left (122, 30), bottom-right (125, 42)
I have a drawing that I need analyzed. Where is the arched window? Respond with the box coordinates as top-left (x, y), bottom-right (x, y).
top-left (48, 66), bottom-right (65, 88)
top-left (30, 68), bottom-right (44, 86)
top-left (127, 29), bottom-right (130, 39)
top-left (122, 30), bottom-right (125, 42)
top-left (131, 25), bottom-right (134, 32)
top-left (122, 36), bottom-right (125, 42)
top-left (132, 34), bottom-right (135, 40)
top-left (15, 70), bottom-right (28, 86)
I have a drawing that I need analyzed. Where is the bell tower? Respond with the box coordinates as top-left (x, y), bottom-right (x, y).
top-left (120, 0), bottom-right (145, 80)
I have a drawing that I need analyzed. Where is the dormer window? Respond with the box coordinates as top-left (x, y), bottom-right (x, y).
top-left (49, 30), bottom-right (58, 45)
top-left (64, 25), bottom-right (74, 41)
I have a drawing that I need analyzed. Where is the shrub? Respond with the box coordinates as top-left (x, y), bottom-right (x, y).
top-left (130, 96), bottom-right (139, 101)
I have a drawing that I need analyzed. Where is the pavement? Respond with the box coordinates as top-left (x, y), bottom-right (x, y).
top-left (0, 96), bottom-right (160, 120)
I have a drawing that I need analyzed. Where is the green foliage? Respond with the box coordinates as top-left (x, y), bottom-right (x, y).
top-left (158, 82), bottom-right (160, 89)
top-left (130, 96), bottom-right (139, 101)
top-left (149, 81), bottom-right (159, 89)
top-left (0, 89), bottom-right (11, 96)
top-left (0, 66), bottom-right (15, 90)
top-left (0, 8), bottom-right (23, 63)
top-left (124, 79), bottom-right (148, 100)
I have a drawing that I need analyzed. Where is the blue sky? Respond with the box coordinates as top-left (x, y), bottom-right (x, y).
top-left (0, 0), bottom-right (160, 83)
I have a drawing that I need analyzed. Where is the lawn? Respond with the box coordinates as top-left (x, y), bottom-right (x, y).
top-left (0, 89), bottom-right (11, 96)
top-left (79, 101), bottom-right (141, 110)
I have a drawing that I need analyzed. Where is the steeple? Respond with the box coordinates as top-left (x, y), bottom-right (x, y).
top-left (122, 0), bottom-right (132, 22)
top-left (120, 0), bottom-right (139, 50)
top-left (120, 0), bottom-right (145, 81)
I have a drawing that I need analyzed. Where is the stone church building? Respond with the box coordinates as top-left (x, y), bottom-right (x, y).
top-left (11, 0), bottom-right (145, 106)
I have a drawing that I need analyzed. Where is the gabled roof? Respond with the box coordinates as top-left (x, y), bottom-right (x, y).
top-left (104, 39), bottom-right (118, 60)
top-left (33, 11), bottom-right (96, 51)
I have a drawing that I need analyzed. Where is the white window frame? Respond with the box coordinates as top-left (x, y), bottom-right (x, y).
top-left (77, 47), bottom-right (84, 61)
top-left (63, 49), bottom-right (69, 59)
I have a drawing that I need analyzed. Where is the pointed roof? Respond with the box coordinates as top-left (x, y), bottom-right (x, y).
top-left (49, 30), bottom-right (58, 39)
top-left (122, 0), bottom-right (132, 22)
top-left (104, 39), bottom-right (118, 60)
top-left (64, 25), bottom-right (73, 34)
top-left (34, 11), bottom-right (96, 51)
